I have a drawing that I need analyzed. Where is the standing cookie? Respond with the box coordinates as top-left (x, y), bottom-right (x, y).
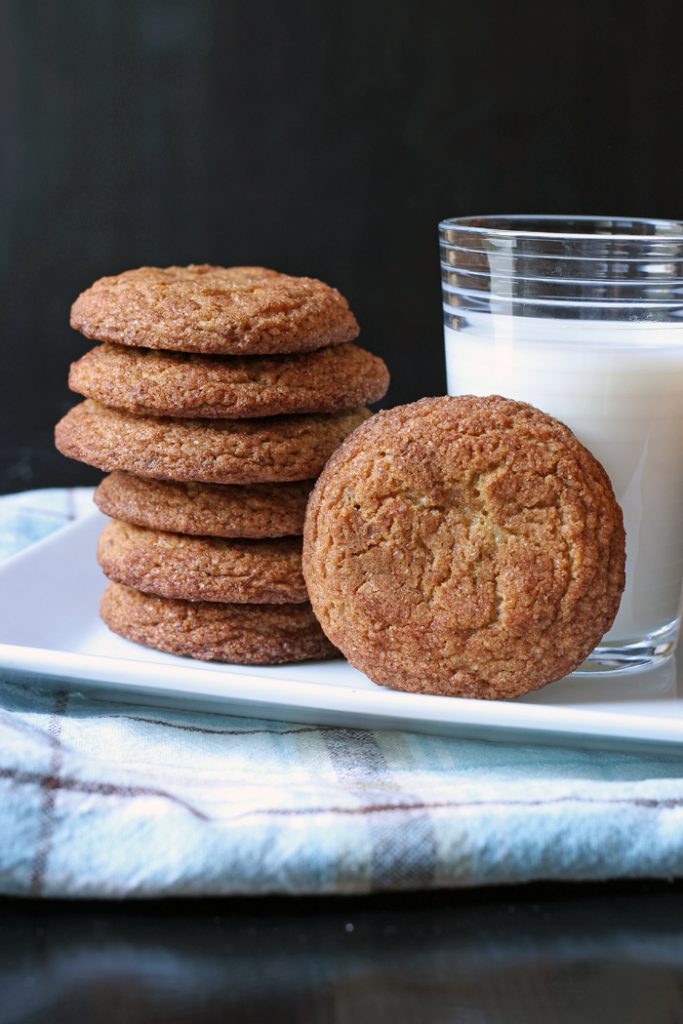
top-left (303, 395), bottom-right (626, 700)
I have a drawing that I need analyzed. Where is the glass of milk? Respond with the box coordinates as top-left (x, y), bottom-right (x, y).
top-left (439, 214), bottom-right (683, 671)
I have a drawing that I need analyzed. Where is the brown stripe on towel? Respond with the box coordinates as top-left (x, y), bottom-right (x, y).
top-left (0, 766), bottom-right (209, 822)
top-left (113, 715), bottom-right (331, 738)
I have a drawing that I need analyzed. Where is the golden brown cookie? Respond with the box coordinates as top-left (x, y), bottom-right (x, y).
top-left (69, 342), bottom-right (389, 418)
top-left (55, 401), bottom-right (370, 484)
top-left (303, 395), bottom-right (626, 700)
top-left (70, 265), bottom-right (359, 355)
top-left (95, 473), bottom-right (312, 538)
top-left (98, 520), bottom-right (307, 604)
top-left (101, 583), bottom-right (337, 664)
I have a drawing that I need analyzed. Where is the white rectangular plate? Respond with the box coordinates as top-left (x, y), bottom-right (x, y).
top-left (1, 508), bottom-right (682, 753)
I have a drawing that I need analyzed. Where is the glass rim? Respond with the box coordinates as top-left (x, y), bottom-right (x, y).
top-left (439, 213), bottom-right (683, 243)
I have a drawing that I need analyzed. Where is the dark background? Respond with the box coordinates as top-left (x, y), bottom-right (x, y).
top-left (3, 0), bottom-right (683, 493)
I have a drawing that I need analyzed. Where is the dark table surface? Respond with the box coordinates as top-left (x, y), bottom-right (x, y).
top-left (2, 880), bottom-right (683, 1024)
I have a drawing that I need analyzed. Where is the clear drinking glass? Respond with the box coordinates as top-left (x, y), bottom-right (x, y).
top-left (439, 214), bottom-right (683, 671)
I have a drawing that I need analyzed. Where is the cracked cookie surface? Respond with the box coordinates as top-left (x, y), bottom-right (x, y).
top-left (69, 342), bottom-right (389, 418)
top-left (70, 265), bottom-right (359, 355)
top-left (95, 473), bottom-right (312, 538)
top-left (303, 395), bottom-right (626, 699)
top-left (98, 521), bottom-right (307, 604)
top-left (101, 583), bottom-right (337, 664)
top-left (55, 400), bottom-right (370, 484)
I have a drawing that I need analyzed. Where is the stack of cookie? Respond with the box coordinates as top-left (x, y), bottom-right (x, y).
top-left (55, 265), bottom-right (389, 665)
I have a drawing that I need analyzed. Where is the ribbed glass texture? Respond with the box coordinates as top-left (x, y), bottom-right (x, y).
top-left (440, 214), bottom-right (683, 321)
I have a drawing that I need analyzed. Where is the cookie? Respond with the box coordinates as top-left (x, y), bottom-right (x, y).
top-left (55, 400), bottom-right (371, 484)
top-left (70, 265), bottom-right (359, 355)
top-left (95, 473), bottom-right (311, 538)
top-left (101, 582), bottom-right (337, 664)
top-left (303, 395), bottom-right (626, 700)
top-left (69, 342), bottom-right (389, 419)
top-left (98, 520), bottom-right (307, 604)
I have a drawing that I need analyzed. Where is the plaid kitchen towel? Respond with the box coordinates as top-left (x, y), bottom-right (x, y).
top-left (2, 488), bottom-right (683, 898)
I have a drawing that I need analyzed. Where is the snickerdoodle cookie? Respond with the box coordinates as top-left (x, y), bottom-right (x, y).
top-left (69, 342), bottom-right (389, 418)
top-left (70, 265), bottom-right (359, 355)
top-left (98, 521), bottom-right (307, 604)
top-left (55, 401), bottom-right (370, 484)
top-left (95, 473), bottom-right (312, 538)
top-left (101, 583), bottom-right (337, 664)
top-left (303, 395), bottom-right (626, 700)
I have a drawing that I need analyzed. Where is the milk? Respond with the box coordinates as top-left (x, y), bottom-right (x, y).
top-left (444, 316), bottom-right (683, 643)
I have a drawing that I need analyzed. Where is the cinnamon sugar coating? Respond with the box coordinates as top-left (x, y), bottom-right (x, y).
top-left (69, 342), bottom-right (388, 418)
top-left (98, 520), bottom-right (307, 604)
top-left (101, 583), bottom-right (337, 664)
top-left (95, 473), bottom-right (311, 538)
top-left (55, 400), bottom-right (370, 484)
top-left (303, 395), bottom-right (626, 700)
top-left (71, 265), bottom-right (359, 355)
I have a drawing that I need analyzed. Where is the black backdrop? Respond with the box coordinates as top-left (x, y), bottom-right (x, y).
top-left (3, 0), bottom-right (683, 492)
